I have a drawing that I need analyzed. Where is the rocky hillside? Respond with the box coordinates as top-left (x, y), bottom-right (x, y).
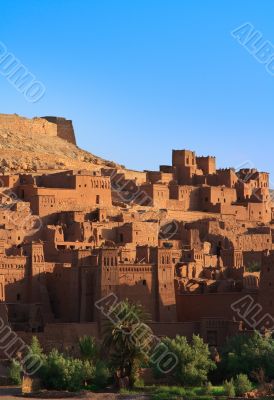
top-left (0, 114), bottom-right (119, 173)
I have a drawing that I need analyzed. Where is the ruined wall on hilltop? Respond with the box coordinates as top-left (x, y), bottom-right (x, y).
top-left (0, 114), bottom-right (76, 145)
top-left (43, 116), bottom-right (76, 145)
top-left (0, 113), bottom-right (56, 136)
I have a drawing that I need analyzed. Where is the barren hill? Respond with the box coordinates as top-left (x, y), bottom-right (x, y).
top-left (0, 114), bottom-right (118, 173)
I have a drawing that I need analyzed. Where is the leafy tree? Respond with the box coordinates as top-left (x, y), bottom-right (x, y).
top-left (155, 334), bottom-right (216, 386)
top-left (8, 359), bottom-right (21, 385)
top-left (234, 374), bottom-right (252, 396)
top-left (220, 332), bottom-right (274, 381)
top-left (102, 299), bottom-right (149, 387)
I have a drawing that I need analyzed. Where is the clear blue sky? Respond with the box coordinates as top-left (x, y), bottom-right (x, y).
top-left (1, 0), bottom-right (274, 183)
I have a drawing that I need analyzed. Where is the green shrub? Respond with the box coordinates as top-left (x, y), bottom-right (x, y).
top-left (201, 381), bottom-right (213, 395)
top-left (79, 335), bottom-right (98, 360)
top-left (219, 332), bottom-right (274, 382)
top-left (223, 379), bottom-right (235, 397)
top-left (29, 336), bottom-right (44, 359)
top-left (234, 374), bottom-right (252, 396)
top-left (133, 377), bottom-right (144, 388)
top-left (185, 387), bottom-right (195, 398)
top-left (155, 386), bottom-right (186, 396)
top-left (93, 360), bottom-right (110, 388)
top-left (210, 386), bottom-right (225, 396)
top-left (41, 349), bottom-right (95, 391)
top-left (8, 359), bottom-right (21, 385)
top-left (153, 335), bottom-right (216, 386)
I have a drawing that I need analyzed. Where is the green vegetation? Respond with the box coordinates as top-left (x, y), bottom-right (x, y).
top-left (79, 335), bottom-right (110, 389)
top-left (234, 374), bottom-right (253, 396)
top-left (26, 335), bottom-right (110, 392)
top-left (151, 385), bottom-right (186, 400)
top-left (102, 299), bottom-right (149, 387)
top-left (8, 359), bottom-right (21, 385)
top-left (153, 334), bottom-right (216, 386)
top-left (119, 385), bottom-right (225, 400)
top-left (19, 307), bottom-right (274, 397)
top-left (79, 335), bottom-right (98, 360)
top-left (219, 331), bottom-right (274, 381)
top-left (29, 335), bottom-right (44, 359)
top-left (93, 359), bottom-right (111, 388)
top-left (223, 379), bottom-right (235, 397)
top-left (41, 349), bottom-right (95, 391)
top-left (246, 261), bottom-right (260, 272)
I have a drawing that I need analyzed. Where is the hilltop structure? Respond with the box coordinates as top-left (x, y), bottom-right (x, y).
top-left (0, 114), bottom-right (273, 354)
top-left (0, 114), bottom-right (76, 144)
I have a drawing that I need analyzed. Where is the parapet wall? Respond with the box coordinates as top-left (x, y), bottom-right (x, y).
top-left (0, 114), bottom-right (76, 145)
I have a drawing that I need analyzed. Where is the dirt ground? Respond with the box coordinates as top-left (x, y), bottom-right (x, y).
top-left (0, 387), bottom-right (150, 400)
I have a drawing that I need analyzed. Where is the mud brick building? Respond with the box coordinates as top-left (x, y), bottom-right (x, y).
top-left (0, 114), bottom-right (273, 353)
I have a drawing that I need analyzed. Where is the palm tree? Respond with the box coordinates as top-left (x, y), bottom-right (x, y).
top-left (102, 299), bottom-right (150, 388)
